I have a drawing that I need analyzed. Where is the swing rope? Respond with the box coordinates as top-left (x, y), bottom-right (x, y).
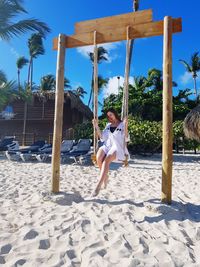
top-left (91, 31), bottom-right (98, 164)
top-left (121, 26), bottom-right (132, 167)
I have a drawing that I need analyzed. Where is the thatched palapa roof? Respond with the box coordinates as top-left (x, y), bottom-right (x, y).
top-left (184, 105), bottom-right (200, 141)
top-left (33, 90), bottom-right (92, 119)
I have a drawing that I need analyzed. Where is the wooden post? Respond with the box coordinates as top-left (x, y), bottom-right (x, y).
top-left (162, 16), bottom-right (173, 204)
top-left (93, 31), bottom-right (98, 160)
top-left (51, 34), bottom-right (66, 193)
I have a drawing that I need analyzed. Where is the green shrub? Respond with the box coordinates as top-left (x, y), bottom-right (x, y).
top-left (74, 118), bottom-right (200, 154)
top-left (128, 119), bottom-right (162, 154)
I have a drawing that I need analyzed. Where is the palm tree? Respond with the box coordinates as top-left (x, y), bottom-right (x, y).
top-left (73, 86), bottom-right (87, 98)
top-left (0, 70), bottom-right (18, 111)
top-left (18, 82), bottom-right (33, 145)
top-left (27, 33), bottom-right (45, 91)
top-left (0, 0), bottom-right (50, 41)
top-left (64, 78), bottom-right (71, 90)
top-left (180, 52), bottom-right (200, 99)
top-left (39, 74), bottom-right (71, 118)
top-left (40, 74), bottom-right (71, 92)
top-left (39, 74), bottom-right (56, 118)
top-left (16, 56), bottom-right (28, 90)
top-left (21, 33), bottom-right (45, 141)
top-left (147, 68), bottom-right (178, 91)
top-left (88, 46), bottom-right (108, 107)
top-left (0, 69), bottom-right (7, 85)
top-left (40, 74), bottom-right (56, 92)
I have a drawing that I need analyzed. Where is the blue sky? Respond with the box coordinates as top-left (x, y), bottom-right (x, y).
top-left (0, 0), bottom-right (200, 106)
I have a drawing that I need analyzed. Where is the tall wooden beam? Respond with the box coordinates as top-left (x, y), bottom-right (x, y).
top-left (162, 16), bottom-right (173, 204)
top-left (75, 9), bottom-right (152, 34)
top-left (93, 31), bottom-right (98, 159)
top-left (51, 34), bottom-right (66, 193)
top-left (53, 18), bottom-right (182, 49)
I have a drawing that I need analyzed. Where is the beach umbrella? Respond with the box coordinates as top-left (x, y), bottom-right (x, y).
top-left (184, 105), bottom-right (200, 141)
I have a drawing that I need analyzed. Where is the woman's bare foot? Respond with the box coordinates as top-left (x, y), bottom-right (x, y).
top-left (92, 184), bottom-right (102, 197)
top-left (103, 174), bottom-right (109, 189)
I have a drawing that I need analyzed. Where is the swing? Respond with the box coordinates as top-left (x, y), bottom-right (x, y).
top-left (91, 27), bottom-right (132, 167)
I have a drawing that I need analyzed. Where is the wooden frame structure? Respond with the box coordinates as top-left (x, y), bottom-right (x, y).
top-left (52, 9), bottom-right (182, 204)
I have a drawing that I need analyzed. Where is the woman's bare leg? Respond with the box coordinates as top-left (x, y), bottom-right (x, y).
top-left (96, 147), bottom-right (108, 188)
top-left (96, 147), bottom-right (106, 170)
top-left (93, 152), bottom-right (116, 196)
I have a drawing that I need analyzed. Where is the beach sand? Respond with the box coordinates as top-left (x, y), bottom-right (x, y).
top-left (0, 154), bottom-right (200, 267)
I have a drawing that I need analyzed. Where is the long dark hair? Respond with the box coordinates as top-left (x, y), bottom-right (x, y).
top-left (105, 108), bottom-right (122, 122)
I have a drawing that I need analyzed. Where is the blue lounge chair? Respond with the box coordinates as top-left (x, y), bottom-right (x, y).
top-left (35, 140), bottom-right (74, 162)
top-left (61, 139), bottom-right (92, 164)
top-left (0, 136), bottom-right (15, 151)
top-left (5, 140), bottom-right (46, 161)
top-left (20, 143), bottom-right (52, 162)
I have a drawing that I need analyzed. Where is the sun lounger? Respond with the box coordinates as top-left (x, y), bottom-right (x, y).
top-left (5, 140), bottom-right (46, 161)
top-left (35, 140), bottom-right (74, 162)
top-left (0, 136), bottom-right (15, 151)
top-left (61, 139), bottom-right (92, 164)
top-left (20, 143), bottom-right (52, 162)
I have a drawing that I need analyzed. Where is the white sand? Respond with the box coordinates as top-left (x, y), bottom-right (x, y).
top-left (0, 154), bottom-right (200, 267)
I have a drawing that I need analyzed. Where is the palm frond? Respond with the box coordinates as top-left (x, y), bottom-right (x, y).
top-left (179, 59), bottom-right (192, 72)
top-left (0, 19), bottom-right (50, 41)
top-left (40, 74), bottom-right (56, 91)
top-left (28, 33), bottom-right (45, 58)
top-left (16, 56), bottom-right (29, 69)
top-left (191, 52), bottom-right (200, 71)
top-left (0, 0), bottom-right (27, 25)
top-left (0, 69), bottom-right (7, 84)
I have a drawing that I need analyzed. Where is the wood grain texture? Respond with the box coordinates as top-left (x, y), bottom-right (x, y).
top-left (53, 18), bottom-right (182, 50)
top-left (75, 9), bottom-right (152, 34)
top-left (162, 16), bottom-right (173, 204)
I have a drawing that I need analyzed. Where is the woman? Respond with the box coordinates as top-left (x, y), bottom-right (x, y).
top-left (92, 108), bottom-right (130, 196)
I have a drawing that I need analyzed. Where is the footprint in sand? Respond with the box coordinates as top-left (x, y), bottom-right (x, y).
top-left (39, 239), bottom-right (50, 250)
top-left (66, 249), bottom-right (76, 260)
top-left (14, 259), bottom-right (26, 266)
top-left (81, 219), bottom-right (91, 234)
top-left (0, 244), bottom-right (12, 254)
top-left (0, 256), bottom-right (5, 264)
top-left (97, 249), bottom-right (107, 257)
top-left (23, 229), bottom-right (39, 240)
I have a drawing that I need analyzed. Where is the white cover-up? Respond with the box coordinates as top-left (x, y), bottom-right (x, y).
top-left (100, 121), bottom-right (130, 161)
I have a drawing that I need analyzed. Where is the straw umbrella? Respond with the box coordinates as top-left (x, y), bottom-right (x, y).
top-left (184, 105), bottom-right (200, 141)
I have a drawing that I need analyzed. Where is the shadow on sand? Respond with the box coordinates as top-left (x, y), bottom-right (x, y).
top-left (46, 192), bottom-right (200, 223)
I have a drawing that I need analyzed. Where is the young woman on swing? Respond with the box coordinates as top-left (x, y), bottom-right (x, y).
top-left (92, 108), bottom-right (130, 196)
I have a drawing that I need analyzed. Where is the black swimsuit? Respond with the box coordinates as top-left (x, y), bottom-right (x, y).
top-left (110, 126), bottom-right (117, 133)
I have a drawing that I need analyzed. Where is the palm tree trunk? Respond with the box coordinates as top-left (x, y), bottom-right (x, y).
top-left (17, 69), bottom-right (20, 90)
top-left (193, 77), bottom-right (198, 101)
top-left (27, 56), bottom-right (32, 86)
top-left (88, 67), bottom-right (94, 107)
top-left (30, 59), bottom-right (33, 91)
top-left (22, 102), bottom-right (28, 146)
top-left (23, 57), bottom-right (33, 144)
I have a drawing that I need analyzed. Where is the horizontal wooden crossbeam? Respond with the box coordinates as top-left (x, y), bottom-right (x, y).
top-left (75, 9), bottom-right (153, 34)
top-left (53, 18), bottom-right (182, 50)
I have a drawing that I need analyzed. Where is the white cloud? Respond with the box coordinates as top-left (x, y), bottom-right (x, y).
top-left (103, 76), bottom-right (134, 97)
top-left (77, 42), bottom-right (121, 63)
top-left (179, 71), bottom-right (192, 85)
top-left (10, 46), bottom-right (20, 58)
top-left (179, 71), bottom-right (200, 85)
